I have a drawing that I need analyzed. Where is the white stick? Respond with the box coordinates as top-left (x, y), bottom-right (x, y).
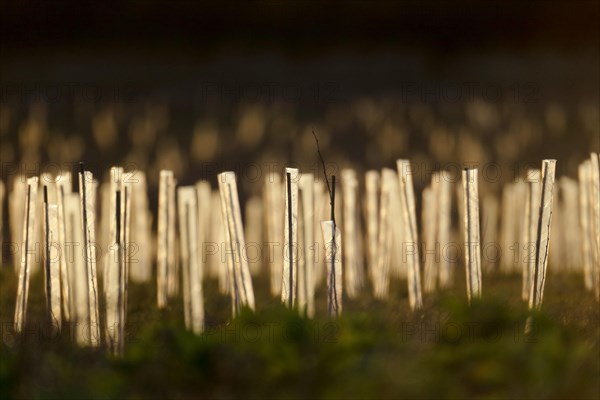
top-left (43, 190), bottom-right (62, 333)
top-left (98, 182), bottom-right (111, 284)
top-left (168, 175), bottom-right (178, 298)
top-left (374, 169), bottom-right (393, 299)
top-left (462, 168), bottom-right (482, 303)
top-left (264, 172), bottom-right (284, 296)
top-left (397, 160), bottom-right (423, 310)
top-left (282, 168), bottom-right (299, 307)
top-left (436, 173), bottom-right (453, 287)
top-left (389, 169), bottom-right (407, 276)
top-left (9, 176), bottom-right (26, 271)
top-left (218, 172), bottom-right (256, 314)
top-left (559, 177), bottom-right (581, 270)
top-left (298, 173), bottom-right (315, 318)
top-left (548, 184), bottom-right (563, 269)
top-left (220, 174), bottom-right (243, 310)
top-left (33, 177), bottom-right (46, 276)
top-left (157, 170), bottom-right (174, 308)
top-left (210, 190), bottom-right (229, 293)
top-left (579, 161), bottom-right (594, 290)
top-left (341, 169), bottom-right (364, 298)
top-left (500, 183), bottom-right (516, 273)
top-left (195, 180), bottom-right (212, 280)
top-left (79, 166), bottom-right (100, 346)
top-left (515, 180), bottom-right (528, 274)
top-left (106, 168), bottom-right (132, 355)
top-left (244, 195), bottom-right (263, 276)
top-left (364, 171), bottom-right (379, 289)
top-left (55, 172), bottom-right (71, 321)
top-left (64, 193), bottom-right (88, 345)
top-left (482, 193), bottom-right (499, 273)
top-left (178, 186), bottom-right (205, 334)
top-left (529, 160), bottom-right (557, 310)
top-left (422, 185), bottom-right (437, 293)
top-left (456, 182), bottom-right (465, 245)
top-left (105, 168), bottom-right (123, 353)
top-left (179, 188), bottom-right (192, 330)
top-left (130, 171), bottom-right (152, 283)
top-left (14, 177), bottom-right (38, 333)
top-left (590, 153), bottom-right (600, 301)
top-left (321, 220), bottom-right (342, 317)
top-left (120, 181), bottom-right (132, 354)
top-left (522, 169), bottom-right (540, 301)
top-left (504, 181), bottom-right (527, 274)
top-left (313, 179), bottom-right (326, 286)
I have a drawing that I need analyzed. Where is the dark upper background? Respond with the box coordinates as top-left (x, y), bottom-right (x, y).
top-left (1, 1), bottom-right (598, 55)
top-left (0, 0), bottom-right (599, 190)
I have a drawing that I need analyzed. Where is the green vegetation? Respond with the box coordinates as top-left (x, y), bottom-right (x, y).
top-left (0, 267), bottom-right (598, 399)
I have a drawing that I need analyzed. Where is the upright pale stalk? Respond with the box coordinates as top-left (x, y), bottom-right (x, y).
top-left (364, 171), bottom-right (379, 288)
top-left (374, 169), bottom-right (394, 299)
top-left (157, 170), bottom-right (175, 308)
top-left (120, 181), bottom-right (132, 354)
top-left (515, 181), bottom-right (528, 274)
top-left (244, 195), bottom-right (263, 275)
top-left (389, 173), bottom-right (406, 280)
top-left (264, 173), bottom-right (283, 296)
top-left (529, 160), bottom-right (557, 309)
top-left (105, 167), bottom-right (123, 353)
top-left (106, 168), bottom-right (132, 355)
top-left (210, 190), bottom-right (229, 293)
top-left (522, 170), bottom-right (540, 301)
top-left (167, 175), bottom-right (178, 298)
top-left (482, 193), bottom-right (499, 272)
top-left (321, 220), bottom-right (342, 317)
top-left (559, 177), bottom-right (581, 270)
top-left (55, 173), bottom-right (71, 321)
top-left (590, 153), bottom-right (600, 301)
top-left (548, 185), bottom-right (563, 269)
top-left (64, 193), bottom-right (88, 345)
top-left (9, 177), bottom-right (26, 271)
top-left (130, 171), bottom-right (152, 283)
top-left (43, 189), bottom-right (62, 333)
top-left (397, 159), bottom-right (423, 310)
top-left (178, 186), bottom-right (205, 334)
top-left (500, 183), bottom-right (516, 273)
top-left (79, 166), bottom-right (100, 346)
top-left (282, 168), bottom-right (299, 307)
top-left (298, 173), bottom-right (315, 318)
top-left (436, 173), bottom-right (452, 287)
top-left (422, 185), bottom-right (437, 293)
top-left (462, 168), bottom-right (482, 303)
top-left (99, 182), bottom-right (111, 285)
top-left (14, 177), bottom-right (38, 333)
top-left (313, 180), bottom-right (326, 285)
top-left (195, 181), bottom-right (212, 281)
top-left (341, 169), bottom-right (363, 298)
top-left (218, 172), bottom-right (255, 315)
top-left (578, 161), bottom-right (594, 290)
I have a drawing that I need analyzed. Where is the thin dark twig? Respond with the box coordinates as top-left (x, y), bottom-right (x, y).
top-left (312, 129), bottom-right (332, 199)
top-left (312, 128), bottom-right (335, 225)
top-left (313, 128), bottom-right (339, 317)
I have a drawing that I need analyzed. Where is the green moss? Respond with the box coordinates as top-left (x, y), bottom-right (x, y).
top-left (0, 268), bottom-right (598, 399)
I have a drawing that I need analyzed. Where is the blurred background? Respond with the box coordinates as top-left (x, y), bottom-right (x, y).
top-left (0, 0), bottom-right (598, 195)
